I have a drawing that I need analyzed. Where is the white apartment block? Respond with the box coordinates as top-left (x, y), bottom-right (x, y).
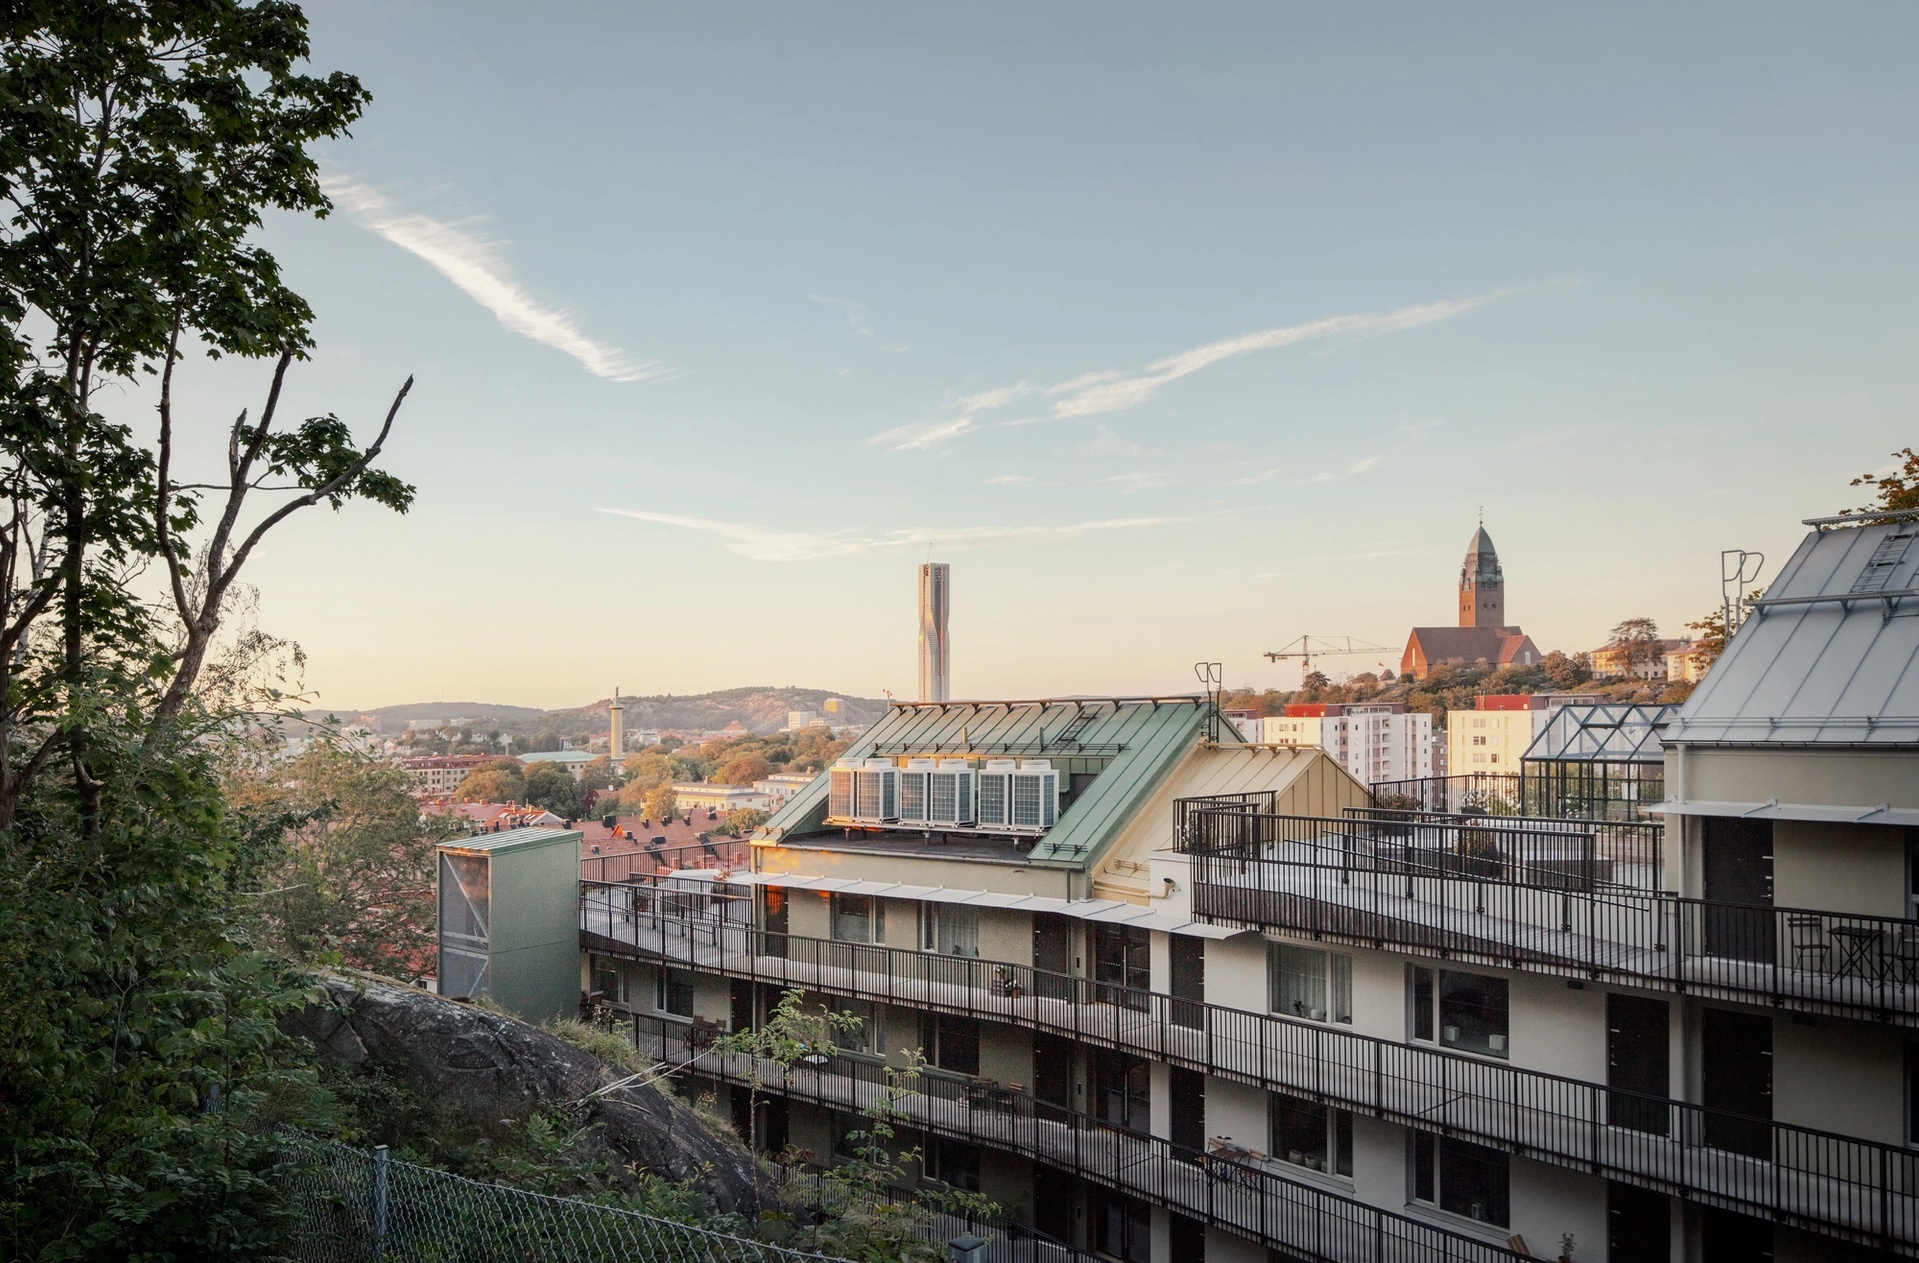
top-left (1446, 694), bottom-right (1601, 778)
top-left (448, 512), bottom-right (1919, 1263)
top-left (1260, 703), bottom-right (1432, 784)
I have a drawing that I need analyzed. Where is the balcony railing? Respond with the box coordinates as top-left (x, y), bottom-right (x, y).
top-left (581, 839), bottom-right (752, 884)
top-left (582, 880), bottom-right (1919, 1254)
top-left (625, 1012), bottom-right (1528, 1263)
top-left (1175, 805), bottom-right (1919, 1027)
top-left (1340, 807), bottom-right (1663, 892)
top-left (1369, 771), bottom-right (1666, 824)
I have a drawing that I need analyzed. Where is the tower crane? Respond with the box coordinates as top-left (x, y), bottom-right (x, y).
top-left (1263, 636), bottom-right (1397, 672)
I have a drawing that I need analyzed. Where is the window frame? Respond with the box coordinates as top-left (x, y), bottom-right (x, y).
top-left (1408, 965), bottom-right (1509, 1059)
top-left (1269, 942), bottom-right (1354, 1024)
top-left (1408, 1131), bottom-right (1511, 1227)
top-left (1268, 1089), bottom-right (1354, 1177)
top-left (655, 967), bottom-right (695, 1019)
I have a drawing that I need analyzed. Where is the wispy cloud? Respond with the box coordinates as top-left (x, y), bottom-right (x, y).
top-left (870, 285), bottom-right (1548, 450)
top-left (596, 508), bottom-right (1182, 562)
top-left (985, 474), bottom-right (1034, 485)
top-left (812, 295), bottom-right (907, 352)
top-left (327, 179), bottom-right (663, 382)
top-left (1231, 453), bottom-right (1384, 487)
top-left (1050, 289), bottom-right (1528, 418)
top-left (868, 383), bottom-right (1033, 451)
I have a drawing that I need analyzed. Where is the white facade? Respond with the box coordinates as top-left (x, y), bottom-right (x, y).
top-left (670, 783), bottom-right (771, 813)
top-left (1260, 707), bottom-right (1432, 784)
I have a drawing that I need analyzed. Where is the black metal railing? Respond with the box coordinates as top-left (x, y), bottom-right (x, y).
top-left (581, 840), bottom-right (753, 884)
top-left (581, 882), bottom-right (1919, 1253)
top-left (1369, 771), bottom-right (1665, 824)
top-left (1176, 805), bottom-right (1919, 1026)
top-left (627, 1013), bottom-right (1527, 1263)
top-left (1341, 807), bottom-right (1663, 891)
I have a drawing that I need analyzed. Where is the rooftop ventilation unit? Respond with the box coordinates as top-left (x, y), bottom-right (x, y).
top-left (898, 759), bottom-right (935, 825)
top-left (827, 761), bottom-right (856, 821)
top-left (1012, 760), bottom-right (1059, 830)
top-left (976, 759), bottom-right (1017, 830)
top-left (852, 758), bottom-right (898, 825)
top-left (930, 759), bottom-right (976, 827)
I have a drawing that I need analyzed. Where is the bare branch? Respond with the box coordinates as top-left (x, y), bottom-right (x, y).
top-left (153, 308), bottom-right (191, 626)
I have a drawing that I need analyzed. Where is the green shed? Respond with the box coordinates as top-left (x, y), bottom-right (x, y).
top-left (437, 827), bottom-right (580, 1023)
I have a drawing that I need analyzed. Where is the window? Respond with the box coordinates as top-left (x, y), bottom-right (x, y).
top-left (919, 903), bottom-right (978, 956)
top-left (1409, 967), bottom-right (1508, 1058)
top-left (836, 998), bottom-right (880, 1056)
top-left (1095, 924), bottom-right (1150, 1007)
top-left (1410, 1132), bottom-right (1509, 1226)
top-left (592, 956), bottom-right (622, 1005)
top-left (1269, 1091), bottom-right (1353, 1176)
top-left (923, 1137), bottom-right (981, 1192)
top-left (831, 893), bottom-right (878, 943)
top-left (919, 1012), bottom-right (979, 1076)
top-left (1096, 1188), bottom-right (1152, 1263)
top-left (655, 969), bottom-right (695, 1018)
top-left (1094, 1048), bottom-right (1150, 1132)
top-left (1269, 943), bottom-right (1353, 1023)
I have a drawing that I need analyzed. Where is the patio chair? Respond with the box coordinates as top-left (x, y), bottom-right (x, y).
top-left (1887, 930), bottom-right (1919, 987)
top-left (1785, 914), bottom-right (1831, 974)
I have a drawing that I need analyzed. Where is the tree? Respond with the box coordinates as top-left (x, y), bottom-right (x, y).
top-left (455, 761), bottom-right (525, 803)
top-left (719, 753), bottom-right (772, 786)
top-left (1540, 649), bottom-right (1591, 690)
top-left (228, 743), bottom-right (461, 976)
top-left (643, 783), bottom-right (678, 824)
top-left (1846, 447), bottom-right (1919, 518)
top-left (579, 755), bottom-right (616, 793)
top-left (0, 6), bottom-right (404, 1252)
top-left (1686, 590), bottom-right (1765, 675)
top-left (1607, 617), bottom-right (1662, 677)
top-left (712, 807), bottom-right (769, 838)
top-left (620, 751), bottom-right (673, 792)
top-left (523, 762), bottom-right (584, 818)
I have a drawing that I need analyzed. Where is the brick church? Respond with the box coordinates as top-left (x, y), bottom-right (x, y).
top-left (1400, 523), bottom-right (1541, 679)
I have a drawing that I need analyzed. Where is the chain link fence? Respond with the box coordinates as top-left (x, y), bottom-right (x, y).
top-left (281, 1131), bottom-right (849, 1263)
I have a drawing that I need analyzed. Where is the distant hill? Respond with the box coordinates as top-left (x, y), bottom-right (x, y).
top-left (319, 688), bottom-right (888, 737)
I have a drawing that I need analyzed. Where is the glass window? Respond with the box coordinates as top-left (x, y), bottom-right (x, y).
top-left (831, 893), bottom-right (874, 943)
top-left (1269, 1092), bottom-right (1353, 1177)
top-left (655, 969), bottom-right (695, 1018)
top-left (1410, 1133), bottom-right (1509, 1226)
top-left (1096, 925), bottom-right (1150, 1007)
top-left (920, 903), bottom-right (979, 956)
top-left (1439, 971), bottom-right (1509, 1058)
top-left (1096, 1189), bottom-right (1152, 1263)
top-left (924, 1137), bottom-right (981, 1192)
top-left (1270, 944), bottom-right (1353, 1023)
top-left (919, 1012), bottom-right (979, 1076)
top-left (836, 998), bottom-right (879, 1056)
top-left (1410, 967), bottom-right (1435, 1042)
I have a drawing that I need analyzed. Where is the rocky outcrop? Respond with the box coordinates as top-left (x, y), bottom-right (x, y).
top-left (287, 973), bottom-right (760, 1214)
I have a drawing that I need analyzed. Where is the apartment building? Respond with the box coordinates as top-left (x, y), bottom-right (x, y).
top-left (443, 517), bottom-right (1918, 1263)
top-left (1445, 693), bottom-right (1598, 777)
top-left (1260, 702), bottom-right (1433, 783)
top-left (396, 752), bottom-right (497, 797)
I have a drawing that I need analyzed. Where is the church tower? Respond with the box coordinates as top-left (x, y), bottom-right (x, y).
top-left (1458, 523), bottom-right (1505, 628)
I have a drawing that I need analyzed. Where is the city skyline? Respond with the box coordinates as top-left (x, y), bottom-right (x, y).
top-left (140, 3), bottom-right (1919, 711)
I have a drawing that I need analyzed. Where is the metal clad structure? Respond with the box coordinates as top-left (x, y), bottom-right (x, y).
top-left (436, 828), bottom-right (581, 1022)
top-left (1670, 517), bottom-right (1919, 748)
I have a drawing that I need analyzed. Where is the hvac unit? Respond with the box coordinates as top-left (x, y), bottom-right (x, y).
top-left (1012, 760), bottom-right (1059, 830)
top-left (976, 759), bottom-right (1018, 831)
top-left (929, 760), bottom-right (976, 826)
top-left (852, 758), bottom-right (899, 824)
top-left (827, 762), bottom-right (856, 821)
top-left (898, 759), bottom-right (935, 825)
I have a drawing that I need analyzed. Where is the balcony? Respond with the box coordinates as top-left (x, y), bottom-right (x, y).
top-left (624, 1013), bottom-right (1529, 1263)
top-left (582, 880), bottom-right (1919, 1254)
top-left (1175, 804), bottom-right (1919, 1026)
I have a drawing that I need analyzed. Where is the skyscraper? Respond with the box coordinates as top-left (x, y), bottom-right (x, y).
top-left (917, 562), bottom-right (950, 702)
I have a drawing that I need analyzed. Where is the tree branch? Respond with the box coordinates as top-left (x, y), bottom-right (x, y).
top-left (153, 308), bottom-right (191, 627)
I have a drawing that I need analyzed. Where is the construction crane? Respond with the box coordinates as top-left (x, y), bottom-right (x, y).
top-left (1264, 635), bottom-right (1397, 672)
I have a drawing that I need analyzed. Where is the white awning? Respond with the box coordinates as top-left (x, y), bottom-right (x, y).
top-left (717, 870), bottom-right (1245, 939)
top-left (1648, 799), bottom-right (1919, 827)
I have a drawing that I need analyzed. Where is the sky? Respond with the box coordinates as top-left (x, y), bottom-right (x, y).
top-left (151, 2), bottom-right (1919, 710)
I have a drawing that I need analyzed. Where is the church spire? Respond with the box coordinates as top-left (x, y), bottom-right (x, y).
top-left (1459, 523), bottom-right (1506, 628)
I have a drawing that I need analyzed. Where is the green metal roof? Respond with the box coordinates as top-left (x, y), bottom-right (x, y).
top-left (759, 697), bottom-right (1229, 870)
top-left (440, 827), bottom-right (581, 855)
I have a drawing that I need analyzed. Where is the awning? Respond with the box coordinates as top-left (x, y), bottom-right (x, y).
top-left (697, 869), bottom-right (1245, 939)
top-left (1648, 799), bottom-right (1919, 827)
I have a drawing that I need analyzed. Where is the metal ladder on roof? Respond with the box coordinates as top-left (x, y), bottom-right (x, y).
top-left (1046, 708), bottom-right (1098, 749)
top-left (1852, 529), bottom-right (1917, 594)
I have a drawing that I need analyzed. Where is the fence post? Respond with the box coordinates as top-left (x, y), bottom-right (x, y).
top-left (371, 1143), bottom-right (389, 1258)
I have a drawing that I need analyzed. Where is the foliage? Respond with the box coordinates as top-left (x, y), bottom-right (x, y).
top-left (0, 3), bottom-right (417, 1254)
top-left (719, 754), bottom-right (773, 786)
top-left (542, 1017), bottom-right (653, 1076)
top-left (455, 759), bottom-right (525, 803)
top-left (1604, 617), bottom-right (1662, 676)
top-left (0, 728), bottom-right (324, 1261)
top-left (226, 742), bottom-right (461, 977)
top-left (523, 762), bottom-right (585, 818)
top-left (1846, 446), bottom-right (1919, 517)
top-left (712, 807), bottom-right (770, 838)
top-left (1539, 649), bottom-right (1591, 690)
top-left (642, 783), bottom-right (678, 824)
top-left (579, 755), bottom-right (617, 793)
